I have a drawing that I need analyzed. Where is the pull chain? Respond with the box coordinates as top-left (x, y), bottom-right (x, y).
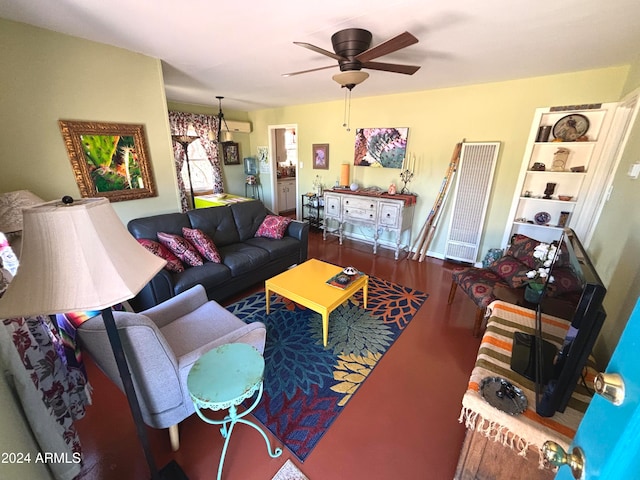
top-left (342, 87), bottom-right (352, 131)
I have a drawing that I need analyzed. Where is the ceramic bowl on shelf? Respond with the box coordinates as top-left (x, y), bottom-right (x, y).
top-left (558, 195), bottom-right (573, 201)
top-left (534, 211), bottom-right (551, 225)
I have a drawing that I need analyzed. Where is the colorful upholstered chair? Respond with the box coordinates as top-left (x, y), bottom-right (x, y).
top-left (448, 234), bottom-right (542, 337)
top-left (448, 267), bottom-right (509, 337)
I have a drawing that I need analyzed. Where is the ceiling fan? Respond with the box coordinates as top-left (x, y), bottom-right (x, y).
top-left (284, 28), bottom-right (421, 88)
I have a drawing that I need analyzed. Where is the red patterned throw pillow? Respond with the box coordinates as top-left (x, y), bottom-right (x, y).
top-left (488, 255), bottom-right (531, 288)
top-left (255, 215), bottom-right (292, 240)
top-left (136, 238), bottom-right (184, 273)
top-left (157, 232), bottom-right (204, 267)
top-left (506, 234), bottom-right (541, 269)
top-left (182, 227), bottom-right (221, 263)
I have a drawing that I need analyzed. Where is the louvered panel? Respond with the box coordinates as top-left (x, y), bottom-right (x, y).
top-left (445, 142), bottom-right (500, 263)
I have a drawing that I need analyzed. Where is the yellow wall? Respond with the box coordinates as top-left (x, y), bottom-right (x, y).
top-left (248, 68), bottom-right (640, 364)
top-left (248, 68), bottom-right (628, 258)
top-left (0, 18), bottom-right (180, 225)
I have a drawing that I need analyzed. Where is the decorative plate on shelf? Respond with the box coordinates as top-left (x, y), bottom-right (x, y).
top-left (553, 114), bottom-right (589, 141)
top-left (534, 211), bottom-right (551, 225)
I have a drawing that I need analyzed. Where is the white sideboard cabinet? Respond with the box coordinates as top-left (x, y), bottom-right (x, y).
top-left (323, 190), bottom-right (415, 260)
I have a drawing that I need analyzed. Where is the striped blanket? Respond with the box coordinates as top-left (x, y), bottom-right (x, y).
top-left (459, 301), bottom-right (595, 466)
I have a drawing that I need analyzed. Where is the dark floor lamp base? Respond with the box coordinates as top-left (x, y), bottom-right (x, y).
top-left (158, 460), bottom-right (189, 480)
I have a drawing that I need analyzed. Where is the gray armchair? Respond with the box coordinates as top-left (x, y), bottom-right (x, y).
top-left (77, 284), bottom-right (266, 451)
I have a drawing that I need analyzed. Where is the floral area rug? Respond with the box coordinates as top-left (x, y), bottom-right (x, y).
top-left (227, 275), bottom-right (428, 461)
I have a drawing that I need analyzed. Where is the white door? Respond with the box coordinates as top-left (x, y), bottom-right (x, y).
top-left (553, 297), bottom-right (640, 479)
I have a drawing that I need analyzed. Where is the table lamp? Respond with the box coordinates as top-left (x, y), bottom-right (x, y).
top-left (0, 196), bottom-right (186, 479)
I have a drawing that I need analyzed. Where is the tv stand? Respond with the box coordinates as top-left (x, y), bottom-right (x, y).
top-left (456, 301), bottom-right (593, 480)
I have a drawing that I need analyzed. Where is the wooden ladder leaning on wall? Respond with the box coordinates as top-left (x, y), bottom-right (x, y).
top-left (408, 141), bottom-right (463, 262)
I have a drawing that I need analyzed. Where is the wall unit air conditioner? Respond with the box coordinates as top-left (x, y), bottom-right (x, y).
top-left (225, 120), bottom-right (252, 133)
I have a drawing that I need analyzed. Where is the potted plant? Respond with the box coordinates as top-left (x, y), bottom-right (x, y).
top-left (524, 242), bottom-right (558, 303)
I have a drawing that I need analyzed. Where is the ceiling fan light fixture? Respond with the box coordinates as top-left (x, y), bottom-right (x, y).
top-left (332, 71), bottom-right (369, 89)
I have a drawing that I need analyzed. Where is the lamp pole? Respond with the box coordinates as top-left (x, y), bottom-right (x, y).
top-left (172, 135), bottom-right (200, 210)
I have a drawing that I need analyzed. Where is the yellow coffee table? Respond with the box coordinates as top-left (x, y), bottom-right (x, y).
top-left (265, 259), bottom-right (368, 347)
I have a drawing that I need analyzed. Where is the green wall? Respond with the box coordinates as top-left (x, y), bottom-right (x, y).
top-left (588, 55), bottom-right (640, 361)
top-left (0, 358), bottom-right (52, 479)
top-left (0, 18), bottom-right (181, 225)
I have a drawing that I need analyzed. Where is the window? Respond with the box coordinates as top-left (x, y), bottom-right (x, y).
top-left (180, 138), bottom-right (213, 194)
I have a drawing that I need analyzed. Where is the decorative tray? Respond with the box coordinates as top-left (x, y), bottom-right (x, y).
top-left (479, 377), bottom-right (528, 415)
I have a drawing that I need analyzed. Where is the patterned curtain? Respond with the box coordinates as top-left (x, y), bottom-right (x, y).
top-left (0, 234), bottom-right (89, 480)
top-left (168, 111), bottom-right (225, 212)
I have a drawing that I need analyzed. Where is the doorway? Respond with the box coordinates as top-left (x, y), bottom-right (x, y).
top-left (268, 124), bottom-right (298, 217)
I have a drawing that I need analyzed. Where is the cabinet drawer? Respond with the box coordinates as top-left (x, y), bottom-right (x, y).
top-left (343, 197), bottom-right (376, 223)
top-left (343, 197), bottom-right (376, 212)
top-left (324, 194), bottom-right (341, 218)
top-left (378, 202), bottom-right (401, 228)
top-left (343, 207), bottom-right (376, 223)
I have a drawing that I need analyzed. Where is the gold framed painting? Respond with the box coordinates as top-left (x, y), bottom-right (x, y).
top-left (59, 120), bottom-right (157, 202)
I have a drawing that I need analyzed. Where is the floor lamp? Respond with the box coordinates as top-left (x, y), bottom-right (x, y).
top-left (172, 135), bottom-right (200, 210)
top-left (0, 197), bottom-right (187, 480)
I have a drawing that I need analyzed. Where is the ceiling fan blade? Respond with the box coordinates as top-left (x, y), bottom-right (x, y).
top-left (282, 64), bottom-right (337, 77)
top-left (362, 61), bottom-right (421, 75)
top-left (293, 42), bottom-right (346, 61)
top-left (354, 31), bottom-right (418, 63)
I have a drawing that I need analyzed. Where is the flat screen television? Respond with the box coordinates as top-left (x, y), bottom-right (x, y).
top-left (510, 228), bottom-right (606, 417)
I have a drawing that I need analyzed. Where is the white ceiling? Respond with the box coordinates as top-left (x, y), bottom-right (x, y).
top-left (2, 0), bottom-right (639, 112)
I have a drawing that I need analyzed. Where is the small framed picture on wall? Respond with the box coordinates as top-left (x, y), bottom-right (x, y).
top-left (312, 144), bottom-right (329, 169)
top-left (222, 141), bottom-right (240, 165)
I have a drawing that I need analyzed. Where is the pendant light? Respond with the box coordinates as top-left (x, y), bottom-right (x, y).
top-left (215, 96), bottom-right (232, 143)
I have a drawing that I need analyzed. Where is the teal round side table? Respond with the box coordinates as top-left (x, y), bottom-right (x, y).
top-left (187, 343), bottom-right (282, 479)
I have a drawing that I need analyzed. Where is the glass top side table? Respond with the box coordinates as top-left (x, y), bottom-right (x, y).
top-left (187, 343), bottom-right (282, 479)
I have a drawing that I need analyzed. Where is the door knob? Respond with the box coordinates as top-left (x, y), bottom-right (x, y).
top-left (594, 372), bottom-right (625, 405)
top-left (542, 441), bottom-right (585, 479)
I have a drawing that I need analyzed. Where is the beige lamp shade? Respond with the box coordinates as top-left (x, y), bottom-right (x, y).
top-left (0, 190), bottom-right (45, 233)
top-left (0, 197), bottom-right (166, 318)
top-left (332, 71), bottom-right (369, 88)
